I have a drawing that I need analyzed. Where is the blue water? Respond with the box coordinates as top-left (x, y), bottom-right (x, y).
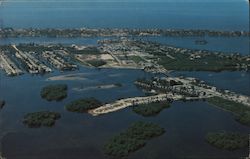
top-left (172, 71), bottom-right (250, 96)
top-left (0, 0), bottom-right (249, 30)
top-left (0, 69), bottom-right (250, 159)
top-left (1, 0), bottom-right (250, 158)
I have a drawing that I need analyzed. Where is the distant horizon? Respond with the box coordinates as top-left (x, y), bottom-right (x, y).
top-left (1, 0), bottom-right (248, 3)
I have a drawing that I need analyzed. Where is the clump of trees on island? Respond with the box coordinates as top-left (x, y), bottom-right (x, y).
top-left (86, 60), bottom-right (107, 67)
top-left (206, 132), bottom-right (249, 150)
top-left (0, 100), bottom-right (5, 109)
top-left (23, 111), bottom-right (61, 128)
top-left (236, 111), bottom-right (250, 126)
top-left (207, 97), bottom-right (250, 126)
top-left (132, 102), bottom-right (170, 117)
top-left (104, 121), bottom-right (165, 157)
top-left (65, 98), bottom-right (102, 113)
top-left (40, 84), bottom-right (68, 101)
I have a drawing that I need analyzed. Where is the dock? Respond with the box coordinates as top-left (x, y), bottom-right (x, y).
top-left (0, 51), bottom-right (23, 76)
top-left (12, 45), bottom-right (52, 74)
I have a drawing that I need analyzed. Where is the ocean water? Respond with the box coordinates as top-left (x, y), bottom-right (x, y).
top-left (0, 0), bottom-right (249, 30)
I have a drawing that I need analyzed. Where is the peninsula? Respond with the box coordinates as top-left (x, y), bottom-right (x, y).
top-left (40, 84), bottom-right (68, 101)
top-left (88, 76), bottom-right (250, 120)
top-left (1, 39), bottom-right (249, 76)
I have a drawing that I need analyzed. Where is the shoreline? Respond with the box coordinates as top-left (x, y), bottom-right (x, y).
top-left (88, 75), bottom-right (250, 116)
top-left (1, 28), bottom-right (249, 38)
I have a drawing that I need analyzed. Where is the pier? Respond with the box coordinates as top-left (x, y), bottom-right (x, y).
top-left (0, 51), bottom-right (22, 76)
top-left (12, 45), bottom-right (52, 74)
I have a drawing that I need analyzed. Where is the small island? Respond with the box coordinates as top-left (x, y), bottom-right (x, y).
top-left (65, 98), bottom-right (102, 113)
top-left (40, 84), bottom-right (68, 101)
top-left (236, 111), bottom-right (250, 127)
top-left (23, 111), bottom-right (61, 128)
top-left (0, 100), bottom-right (5, 109)
top-left (206, 132), bottom-right (248, 150)
top-left (132, 102), bottom-right (170, 117)
top-left (104, 121), bottom-right (165, 157)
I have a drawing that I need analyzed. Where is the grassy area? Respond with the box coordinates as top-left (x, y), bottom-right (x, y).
top-left (207, 97), bottom-right (250, 114)
top-left (206, 132), bottom-right (248, 150)
top-left (235, 111), bottom-right (250, 126)
top-left (41, 84), bottom-right (68, 101)
top-left (158, 53), bottom-right (243, 72)
top-left (132, 102), bottom-right (170, 117)
top-left (207, 97), bottom-right (250, 126)
top-left (65, 98), bottom-right (102, 113)
top-left (104, 121), bottom-right (165, 157)
top-left (128, 56), bottom-right (145, 63)
top-left (86, 59), bottom-right (107, 67)
top-left (23, 111), bottom-right (61, 128)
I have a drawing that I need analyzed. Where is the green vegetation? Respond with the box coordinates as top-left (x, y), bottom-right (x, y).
top-left (0, 100), bottom-right (5, 109)
top-left (142, 41), bottom-right (250, 72)
top-left (65, 98), bottom-right (102, 113)
top-left (86, 60), bottom-right (107, 67)
top-left (128, 56), bottom-right (145, 63)
top-left (207, 97), bottom-right (250, 114)
top-left (169, 80), bottom-right (183, 86)
top-left (207, 97), bottom-right (250, 126)
top-left (236, 111), bottom-right (250, 126)
top-left (133, 102), bottom-right (170, 117)
top-left (23, 111), bottom-right (61, 128)
top-left (41, 84), bottom-right (68, 101)
top-left (206, 132), bottom-right (248, 150)
top-left (104, 121), bottom-right (165, 157)
top-left (157, 53), bottom-right (245, 72)
top-left (114, 83), bottom-right (123, 87)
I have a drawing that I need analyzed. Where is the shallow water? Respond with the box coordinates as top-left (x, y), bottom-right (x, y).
top-left (0, 0), bottom-right (250, 158)
top-left (0, 67), bottom-right (250, 159)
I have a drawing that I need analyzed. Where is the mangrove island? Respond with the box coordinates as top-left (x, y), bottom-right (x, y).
top-left (65, 98), bottom-right (102, 113)
top-left (40, 84), bottom-right (68, 101)
top-left (206, 132), bottom-right (249, 150)
top-left (104, 121), bottom-right (165, 157)
top-left (132, 102), bottom-right (170, 117)
top-left (23, 111), bottom-right (61, 128)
